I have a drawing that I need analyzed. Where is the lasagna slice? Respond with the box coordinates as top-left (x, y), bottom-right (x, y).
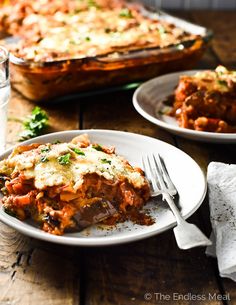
top-left (171, 66), bottom-right (236, 132)
top-left (0, 0), bottom-right (196, 62)
top-left (0, 134), bottom-right (151, 235)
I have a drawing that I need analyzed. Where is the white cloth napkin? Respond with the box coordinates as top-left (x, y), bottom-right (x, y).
top-left (207, 162), bottom-right (236, 281)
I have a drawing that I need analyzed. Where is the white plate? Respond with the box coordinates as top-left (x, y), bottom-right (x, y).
top-left (133, 70), bottom-right (236, 143)
top-left (0, 130), bottom-right (206, 246)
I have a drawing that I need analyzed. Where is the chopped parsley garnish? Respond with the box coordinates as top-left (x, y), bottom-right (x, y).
top-left (88, 0), bottom-right (100, 8)
top-left (85, 36), bottom-right (91, 41)
top-left (19, 106), bottom-right (49, 141)
top-left (158, 26), bottom-right (167, 35)
top-left (74, 8), bottom-right (81, 14)
top-left (217, 79), bottom-right (227, 86)
top-left (58, 153), bottom-right (71, 165)
top-left (119, 8), bottom-right (133, 18)
top-left (92, 144), bottom-right (103, 151)
top-left (53, 140), bottom-right (61, 144)
top-left (40, 156), bottom-right (49, 163)
top-left (41, 147), bottom-right (50, 153)
top-left (69, 40), bottom-right (77, 45)
top-left (101, 158), bottom-right (111, 165)
top-left (72, 148), bottom-right (85, 156)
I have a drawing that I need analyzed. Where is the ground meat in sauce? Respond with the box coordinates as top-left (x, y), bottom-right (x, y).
top-left (168, 66), bottom-right (236, 133)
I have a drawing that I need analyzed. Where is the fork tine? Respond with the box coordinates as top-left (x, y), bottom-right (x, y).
top-left (150, 154), bottom-right (168, 193)
top-left (155, 154), bottom-right (177, 196)
top-left (142, 155), bottom-right (159, 194)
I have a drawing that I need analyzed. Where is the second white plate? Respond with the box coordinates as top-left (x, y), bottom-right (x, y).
top-left (133, 70), bottom-right (236, 143)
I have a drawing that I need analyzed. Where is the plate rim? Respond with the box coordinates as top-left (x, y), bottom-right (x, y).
top-left (133, 70), bottom-right (236, 141)
top-left (0, 129), bottom-right (207, 246)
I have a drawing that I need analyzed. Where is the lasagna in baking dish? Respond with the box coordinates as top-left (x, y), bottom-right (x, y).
top-left (0, 0), bottom-right (197, 62)
top-left (0, 135), bottom-right (151, 235)
top-left (171, 66), bottom-right (236, 132)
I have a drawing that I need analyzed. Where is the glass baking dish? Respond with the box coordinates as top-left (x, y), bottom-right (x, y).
top-left (7, 8), bottom-right (212, 102)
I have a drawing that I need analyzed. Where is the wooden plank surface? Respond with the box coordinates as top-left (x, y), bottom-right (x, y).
top-left (0, 10), bottom-right (236, 305)
top-left (190, 11), bottom-right (236, 67)
top-left (80, 90), bottom-right (174, 143)
top-left (0, 90), bottom-right (81, 305)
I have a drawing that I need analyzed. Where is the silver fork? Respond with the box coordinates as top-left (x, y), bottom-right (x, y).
top-left (142, 153), bottom-right (212, 250)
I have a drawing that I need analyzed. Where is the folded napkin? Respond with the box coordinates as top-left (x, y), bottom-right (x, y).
top-left (207, 162), bottom-right (236, 281)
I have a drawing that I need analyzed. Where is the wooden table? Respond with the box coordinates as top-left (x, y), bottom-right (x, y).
top-left (1, 10), bottom-right (236, 305)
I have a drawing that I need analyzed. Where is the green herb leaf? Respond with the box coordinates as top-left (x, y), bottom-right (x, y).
top-left (217, 79), bottom-right (227, 86)
top-left (41, 147), bottom-right (50, 153)
top-left (69, 40), bottom-right (77, 45)
top-left (119, 8), bottom-right (133, 18)
top-left (18, 130), bottom-right (35, 141)
top-left (92, 144), bottom-right (103, 151)
top-left (19, 106), bottom-right (49, 141)
top-left (74, 8), bottom-right (81, 14)
top-left (58, 153), bottom-right (71, 165)
top-left (72, 148), bottom-right (85, 156)
top-left (85, 36), bottom-right (91, 41)
top-left (158, 26), bottom-right (167, 35)
top-left (88, 0), bottom-right (100, 8)
top-left (53, 140), bottom-right (61, 144)
top-left (40, 156), bottom-right (49, 163)
top-left (101, 158), bottom-right (111, 165)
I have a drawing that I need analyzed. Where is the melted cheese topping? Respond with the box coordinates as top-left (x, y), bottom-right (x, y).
top-left (1, 0), bottom-right (196, 62)
top-left (0, 143), bottom-right (146, 190)
top-left (189, 66), bottom-right (236, 93)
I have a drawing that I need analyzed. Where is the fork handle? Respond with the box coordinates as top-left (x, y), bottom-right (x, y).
top-left (163, 192), bottom-right (187, 225)
top-left (163, 192), bottom-right (212, 249)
